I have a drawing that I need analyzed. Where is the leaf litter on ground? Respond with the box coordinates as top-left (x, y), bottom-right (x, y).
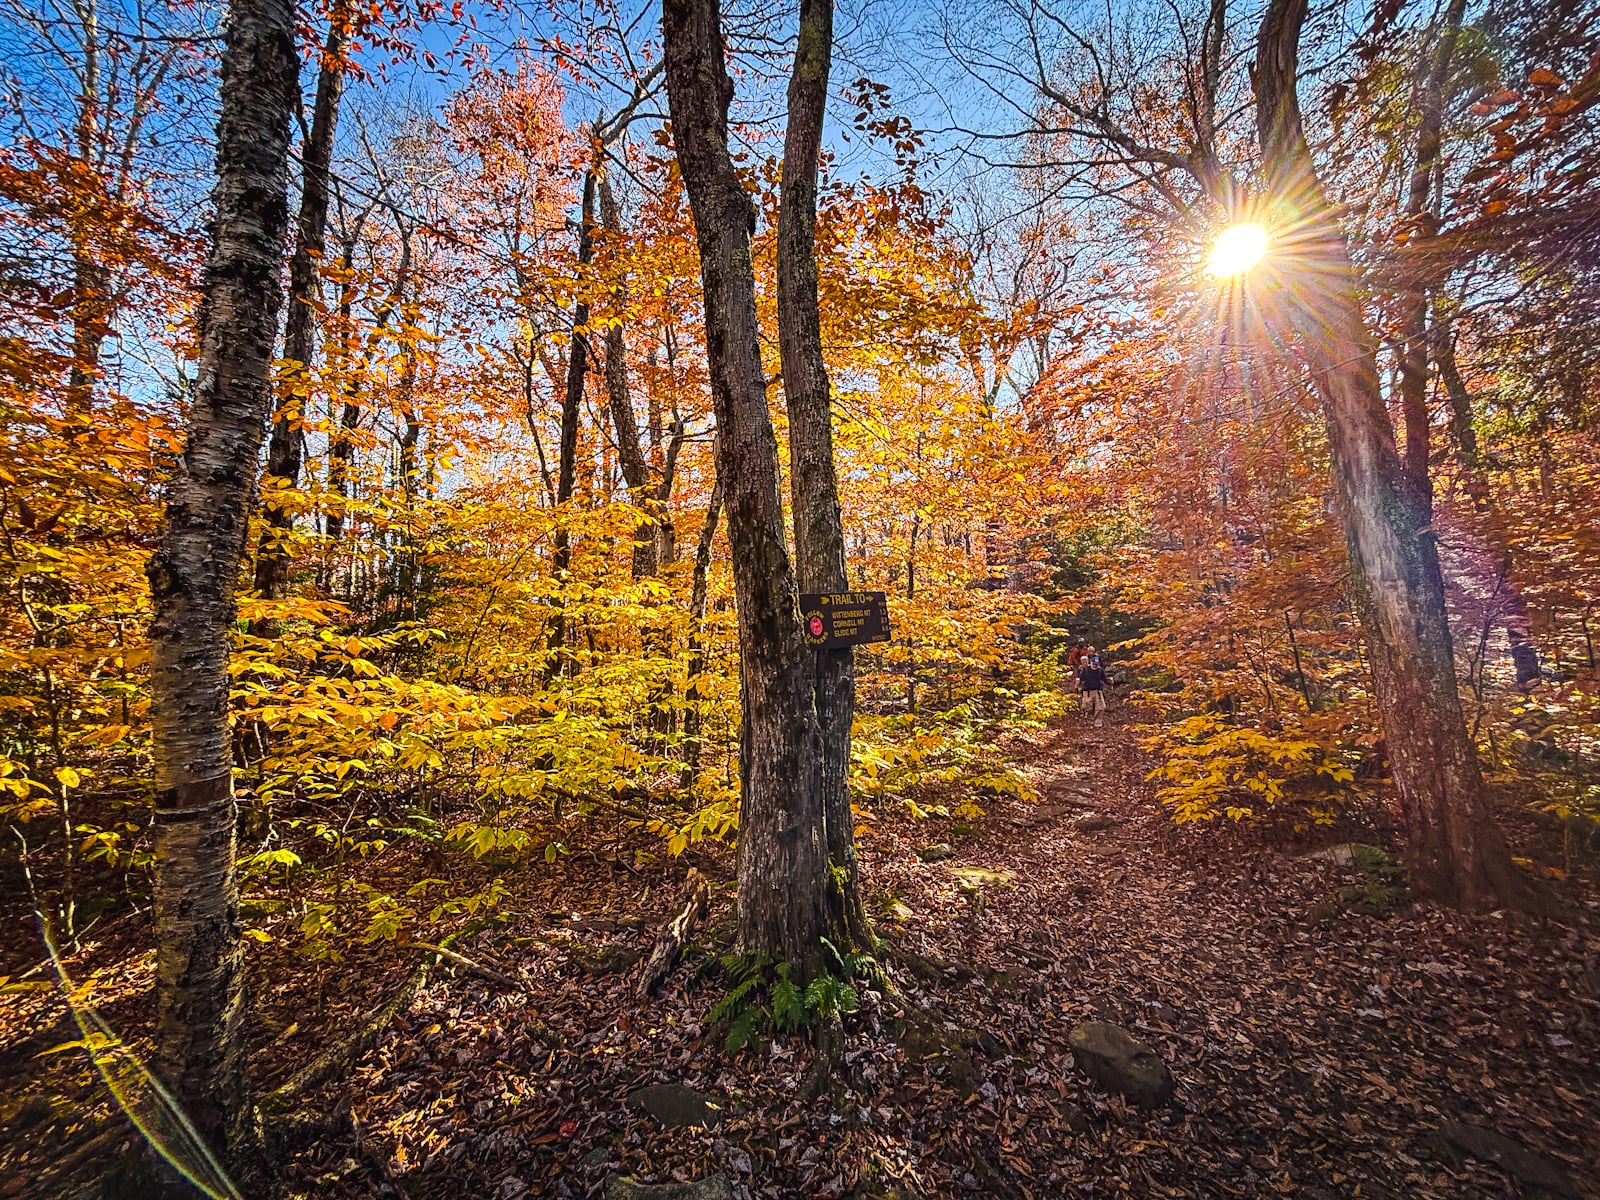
top-left (2, 711), bottom-right (1598, 1199)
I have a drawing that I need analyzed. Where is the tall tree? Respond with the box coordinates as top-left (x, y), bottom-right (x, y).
top-left (1394, 0), bottom-right (1468, 488)
top-left (1254, 0), bottom-right (1515, 907)
top-left (663, 0), bottom-right (832, 962)
top-left (143, 0), bottom-right (297, 1173)
top-left (599, 171), bottom-right (661, 579)
top-left (777, 0), bottom-right (870, 944)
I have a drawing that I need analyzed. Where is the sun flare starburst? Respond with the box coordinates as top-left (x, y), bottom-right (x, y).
top-left (1206, 223), bottom-right (1270, 277)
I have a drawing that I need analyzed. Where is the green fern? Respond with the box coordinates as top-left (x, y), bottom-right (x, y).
top-left (724, 1006), bottom-right (762, 1053)
top-left (803, 974), bottom-right (859, 1021)
top-left (709, 943), bottom-right (878, 1053)
top-left (771, 969), bottom-right (804, 1031)
top-left (708, 974), bottom-right (760, 1025)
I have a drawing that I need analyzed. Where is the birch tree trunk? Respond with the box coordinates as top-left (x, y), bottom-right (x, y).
top-left (145, 0), bottom-right (296, 1172)
top-left (663, 0), bottom-right (830, 963)
top-left (1256, 0), bottom-right (1516, 909)
top-left (254, 0), bottom-right (351, 609)
top-left (776, 0), bottom-right (870, 947)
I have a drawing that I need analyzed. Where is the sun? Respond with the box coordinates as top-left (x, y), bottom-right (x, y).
top-left (1206, 223), bottom-right (1270, 277)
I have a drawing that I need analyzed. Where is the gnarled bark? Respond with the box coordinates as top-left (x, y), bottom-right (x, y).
top-left (663, 0), bottom-right (830, 962)
top-left (144, 0), bottom-right (297, 1175)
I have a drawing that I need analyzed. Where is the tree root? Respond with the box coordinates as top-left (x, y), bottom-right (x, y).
top-left (800, 1015), bottom-right (845, 1102)
top-left (411, 941), bottom-right (524, 990)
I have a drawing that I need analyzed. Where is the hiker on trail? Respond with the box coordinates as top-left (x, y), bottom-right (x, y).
top-left (1066, 639), bottom-right (1087, 692)
top-left (1078, 648), bottom-right (1110, 727)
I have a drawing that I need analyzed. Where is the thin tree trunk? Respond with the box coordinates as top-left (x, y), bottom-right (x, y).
top-left (547, 170), bottom-right (596, 678)
top-left (64, 0), bottom-right (106, 421)
top-left (656, 414), bottom-right (686, 566)
top-left (65, 253), bottom-right (111, 421)
top-left (1256, 0), bottom-right (1515, 910)
top-left (1429, 299), bottom-right (1481, 470)
top-left (663, 0), bottom-right (830, 964)
top-left (396, 339), bottom-right (422, 620)
top-left (906, 511), bottom-right (918, 601)
top-left (1394, 0), bottom-right (1467, 492)
top-left (598, 173), bottom-right (659, 578)
top-left (144, 0), bottom-right (296, 1176)
top-left (682, 478), bottom-right (724, 784)
top-left (254, 0), bottom-right (351, 610)
top-left (776, 0), bottom-right (870, 948)
top-left (326, 225), bottom-right (410, 551)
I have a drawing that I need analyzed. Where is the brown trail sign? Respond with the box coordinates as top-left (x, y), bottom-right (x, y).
top-left (799, 591), bottom-right (891, 649)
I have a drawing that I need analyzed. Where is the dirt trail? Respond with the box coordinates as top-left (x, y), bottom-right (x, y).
top-left (6, 711), bottom-right (1598, 1199)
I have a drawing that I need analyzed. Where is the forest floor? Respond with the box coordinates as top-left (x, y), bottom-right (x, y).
top-left (5, 707), bottom-right (1600, 1199)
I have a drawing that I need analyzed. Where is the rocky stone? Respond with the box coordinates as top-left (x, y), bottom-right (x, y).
top-left (604, 1174), bottom-right (734, 1200)
top-left (563, 911), bottom-right (645, 933)
top-left (1429, 1119), bottom-right (1579, 1197)
top-left (625, 1083), bottom-right (726, 1129)
top-left (1068, 1021), bottom-right (1176, 1108)
top-left (712, 1138), bottom-right (752, 1175)
top-left (1301, 842), bottom-right (1395, 872)
top-left (946, 865), bottom-right (1015, 887)
top-left (1073, 813), bottom-right (1120, 833)
top-left (918, 843), bottom-right (953, 862)
top-left (570, 943), bottom-right (643, 975)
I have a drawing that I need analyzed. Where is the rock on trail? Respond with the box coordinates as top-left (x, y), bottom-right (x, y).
top-left (1068, 1021), bottom-right (1177, 1109)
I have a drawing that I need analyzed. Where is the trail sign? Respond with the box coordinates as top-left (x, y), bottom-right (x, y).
top-left (799, 591), bottom-right (891, 650)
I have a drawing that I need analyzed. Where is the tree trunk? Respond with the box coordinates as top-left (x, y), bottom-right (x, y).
top-left (396, 338), bottom-right (422, 620)
top-left (325, 225), bottom-right (410, 554)
top-left (663, 0), bottom-right (830, 964)
top-left (776, 0), bottom-right (870, 948)
top-left (598, 173), bottom-right (659, 578)
top-left (682, 477), bottom-right (724, 784)
top-left (656, 415), bottom-right (686, 566)
top-left (144, 0), bottom-right (297, 1175)
top-left (254, 0), bottom-right (351, 609)
top-left (547, 170), bottom-right (596, 678)
top-left (65, 252), bottom-right (111, 421)
top-left (64, 0), bottom-right (108, 422)
top-left (1429, 303), bottom-right (1482, 471)
top-left (1256, 0), bottom-right (1514, 910)
top-left (1394, 0), bottom-right (1467, 492)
